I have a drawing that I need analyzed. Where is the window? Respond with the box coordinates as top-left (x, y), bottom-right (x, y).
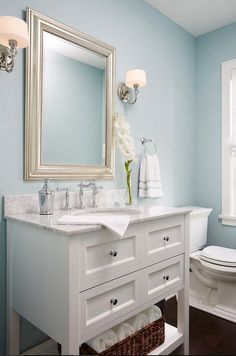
top-left (221, 58), bottom-right (236, 225)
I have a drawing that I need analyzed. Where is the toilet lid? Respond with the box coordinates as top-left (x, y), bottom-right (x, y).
top-left (200, 246), bottom-right (236, 267)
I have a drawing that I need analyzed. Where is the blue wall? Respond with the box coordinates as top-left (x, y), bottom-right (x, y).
top-left (196, 23), bottom-right (236, 249)
top-left (0, 0), bottom-right (196, 353)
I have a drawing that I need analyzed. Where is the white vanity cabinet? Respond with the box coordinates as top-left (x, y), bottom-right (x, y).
top-left (6, 207), bottom-right (190, 355)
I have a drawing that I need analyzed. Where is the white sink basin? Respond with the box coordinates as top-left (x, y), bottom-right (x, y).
top-left (70, 206), bottom-right (141, 215)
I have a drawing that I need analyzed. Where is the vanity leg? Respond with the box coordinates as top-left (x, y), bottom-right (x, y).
top-left (6, 308), bottom-right (20, 355)
top-left (177, 288), bottom-right (189, 354)
top-left (61, 239), bottom-right (81, 355)
top-left (61, 341), bottom-right (80, 355)
top-left (176, 213), bottom-right (190, 355)
top-left (7, 227), bottom-right (20, 355)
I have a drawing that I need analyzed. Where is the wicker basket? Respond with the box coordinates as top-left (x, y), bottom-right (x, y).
top-left (80, 316), bottom-right (165, 356)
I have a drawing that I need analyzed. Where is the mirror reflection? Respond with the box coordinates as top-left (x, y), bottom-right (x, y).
top-left (42, 32), bottom-right (106, 166)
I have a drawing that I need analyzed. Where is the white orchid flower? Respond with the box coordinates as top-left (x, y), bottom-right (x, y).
top-left (115, 114), bottom-right (137, 161)
top-left (114, 114), bottom-right (137, 205)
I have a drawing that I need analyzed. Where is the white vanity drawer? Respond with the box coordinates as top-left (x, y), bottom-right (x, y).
top-left (79, 271), bottom-right (142, 336)
top-left (143, 255), bottom-right (184, 303)
top-left (79, 224), bottom-right (142, 291)
top-left (144, 215), bottom-right (184, 265)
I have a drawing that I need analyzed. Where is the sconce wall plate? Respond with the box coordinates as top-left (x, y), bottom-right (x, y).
top-left (0, 40), bottom-right (17, 72)
top-left (117, 83), bottom-right (139, 104)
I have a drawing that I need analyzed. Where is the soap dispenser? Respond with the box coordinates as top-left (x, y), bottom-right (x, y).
top-left (38, 179), bottom-right (54, 215)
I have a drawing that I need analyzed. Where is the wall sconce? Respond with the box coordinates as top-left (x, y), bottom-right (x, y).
top-left (117, 69), bottom-right (147, 104)
top-left (0, 16), bottom-right (29, 73)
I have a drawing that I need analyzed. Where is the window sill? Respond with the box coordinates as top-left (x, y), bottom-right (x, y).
top-left (219, 214), bottom-right (236, 226)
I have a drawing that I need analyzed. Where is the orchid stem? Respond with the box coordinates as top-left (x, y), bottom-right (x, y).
top-left (125, 160), bottom-right (132, 205)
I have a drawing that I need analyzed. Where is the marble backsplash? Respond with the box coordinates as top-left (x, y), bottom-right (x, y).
top-left (4, 189), bottom-right (126, 215)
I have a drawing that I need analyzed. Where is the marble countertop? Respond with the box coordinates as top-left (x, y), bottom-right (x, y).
top-left (4, 206), bottom-right (192, 236)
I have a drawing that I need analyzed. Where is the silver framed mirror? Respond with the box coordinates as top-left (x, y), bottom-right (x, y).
top-left (25, 8), bottom-right (115, 180)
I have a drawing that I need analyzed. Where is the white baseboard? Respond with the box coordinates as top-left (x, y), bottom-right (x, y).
top-left (22, 339), bottom-right (59, 355)
top-left (190, 296), bottom-right (236, 323)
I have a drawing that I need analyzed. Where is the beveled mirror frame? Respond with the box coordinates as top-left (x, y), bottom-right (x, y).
top-left (25, 8), bottom-right (115, 180)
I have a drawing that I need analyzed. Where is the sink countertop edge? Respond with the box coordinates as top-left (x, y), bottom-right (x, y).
top-left (4, 207), bottom-right (192, 236)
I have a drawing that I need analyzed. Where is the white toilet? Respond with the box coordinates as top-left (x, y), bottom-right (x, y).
top-left (185, 206), bottom-right (236, 322)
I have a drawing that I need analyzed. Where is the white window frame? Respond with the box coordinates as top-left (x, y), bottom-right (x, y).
top-left (221, 58), bottom-right (236, 226)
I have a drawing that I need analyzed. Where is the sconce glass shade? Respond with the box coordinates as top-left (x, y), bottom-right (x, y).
top-left (125, 69), bottom-right (147, 88)
top-left (0, 16), bottom-right (29, 48)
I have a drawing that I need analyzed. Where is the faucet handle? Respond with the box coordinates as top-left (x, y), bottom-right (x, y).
top-left (92, 183), bottom-right (99, 193)
top-left (91, 183), bottom-right (103, 192)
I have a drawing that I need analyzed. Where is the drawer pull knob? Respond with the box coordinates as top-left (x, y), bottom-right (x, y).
top-left (110, 250), bottom-right (118, 257)
top-left (163, 275), bottom-right (170, 281)
top-left (163, 236), bottom-right (170, 242)
top-left (110, 298), bottom-right (118, 305)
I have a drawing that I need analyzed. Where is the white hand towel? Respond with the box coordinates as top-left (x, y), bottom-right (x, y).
top-left (126, 313), bottom-right (148, 331)
top-left (112, 322), bottom-right (135, 342)
top-left (144, 305), bottom-right (162, 324)
top-left (87, 329), bottom-right (117, 353)
top-left (57, 213), bottom-right (130, 239)
top-left (139, 153), bottom-right (163, 198)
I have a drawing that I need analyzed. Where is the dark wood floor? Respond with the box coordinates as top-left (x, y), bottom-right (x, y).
top-left (165, 297), bottom-right (236, 355)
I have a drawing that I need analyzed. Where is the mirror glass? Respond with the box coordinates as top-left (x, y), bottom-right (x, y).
top-left (42, 32), bottom-right (106, 166)
top-left (25, 9), bottom-right (115, 180)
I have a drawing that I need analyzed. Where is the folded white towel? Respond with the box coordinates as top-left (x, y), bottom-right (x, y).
top-left (57, 213), bottom-right (130, 239)
top-left (112, 322), bottom-right (135, 342)
top-left (139, 153), bottom-right (163, 199)
top-left (87, 329), bottom-right (117, 353)
top-left (144, 305), bottom-right (162, 324)
top-left (127, 313), bottom-right (148, 331)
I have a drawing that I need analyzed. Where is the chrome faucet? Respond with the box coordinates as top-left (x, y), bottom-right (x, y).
top-left (77, 182), bottom-right (102, 209)
top-left (57, 187), bottom-right (70, 211)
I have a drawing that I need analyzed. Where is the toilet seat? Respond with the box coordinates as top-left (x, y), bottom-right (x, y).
top-left (200, 246), bottom-right (236, 267)
top-left (191, 247), bottom-right (236, 283)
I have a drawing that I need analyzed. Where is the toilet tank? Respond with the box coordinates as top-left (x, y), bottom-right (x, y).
top-left (182, 206), bottom-right (212, 253)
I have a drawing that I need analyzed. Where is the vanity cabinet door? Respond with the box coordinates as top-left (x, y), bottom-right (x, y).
top-left (79, 224), bottom-right (143, 291)
top-left (143, 255), bottom-right (184, 303)
top-left (79, 271), bottom-right (142, 337)
top-left (144, 215), bottom-right (185, 265)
